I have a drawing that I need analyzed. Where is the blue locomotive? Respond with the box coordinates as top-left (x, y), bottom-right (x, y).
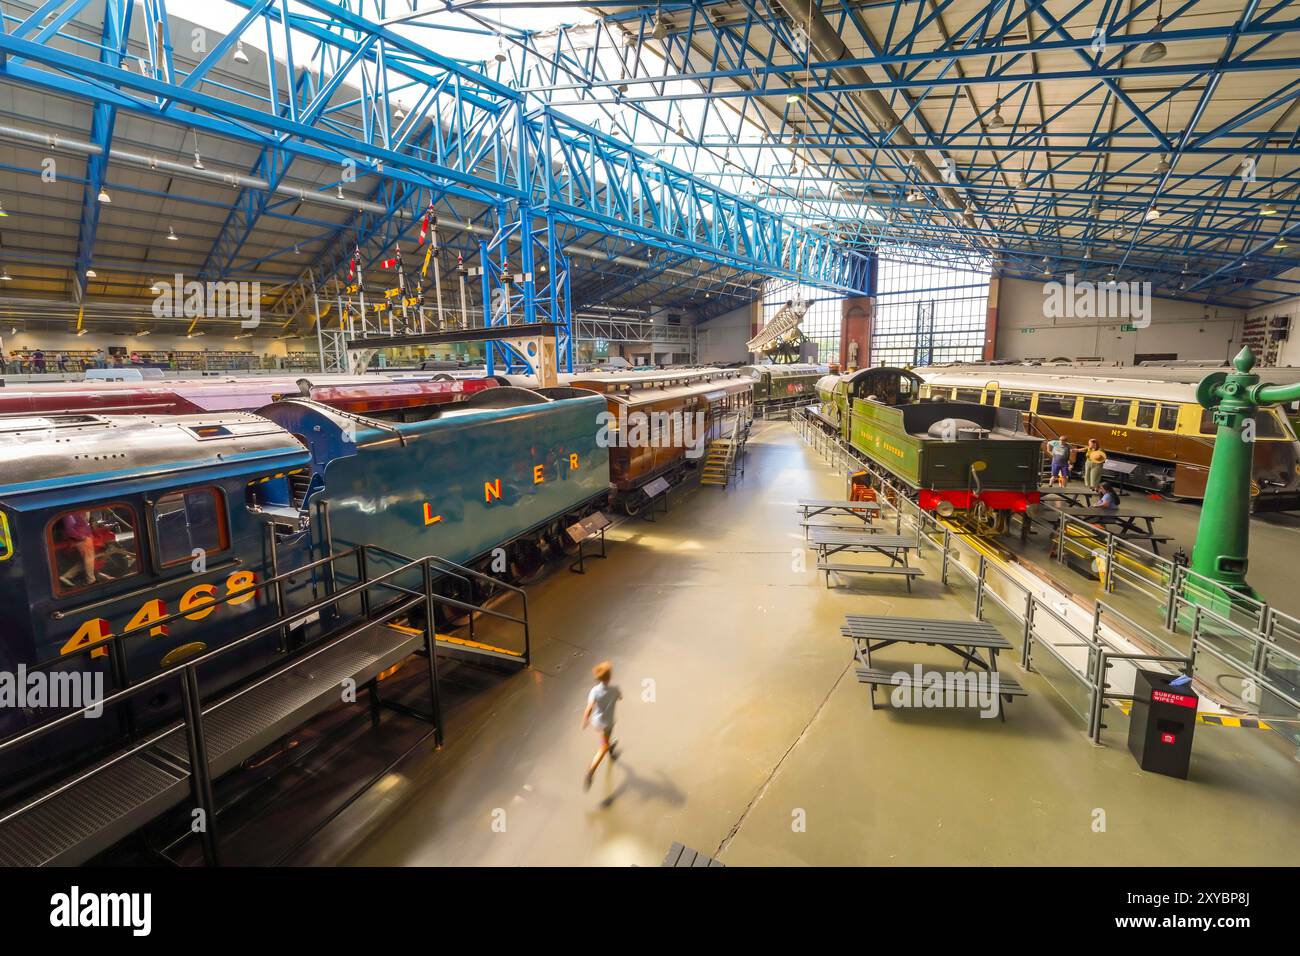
top-left (0, 385), bottom-right (609, 794)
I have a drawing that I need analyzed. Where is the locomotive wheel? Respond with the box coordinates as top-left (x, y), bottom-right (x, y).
top-left (972, 501), bottom-right (1005, 536)
top-left (509, 539), bottom-right (546, 582)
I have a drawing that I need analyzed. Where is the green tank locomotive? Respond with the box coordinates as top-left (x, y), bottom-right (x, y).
top-left (742, 362), bottom-right (828, 412)
top-left (815, 367), bottom-right (1042, 528)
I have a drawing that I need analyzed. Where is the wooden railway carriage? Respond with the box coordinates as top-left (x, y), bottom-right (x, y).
top-left (917, 364), bottom-right (1300, 509)
top-left (0, 386), bottom-right (608, 796)
top-left (741, 363), bottom-right (828, 411)
top-left (816, 367), bottom-right (1042, 527)
top-left (558, 367), bottom-right (754, 501)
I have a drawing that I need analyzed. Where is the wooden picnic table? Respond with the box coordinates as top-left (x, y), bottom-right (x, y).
top-left (796, 498), bottom-right (881, 537)
top-left (840, 615), bottom-right (1025, 720)
top-left (808, 527), bottom-right (922, 590)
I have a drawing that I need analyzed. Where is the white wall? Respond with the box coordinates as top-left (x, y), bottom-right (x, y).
top-left (696, 302), bottom-right (755, 364)
top-left (995, 276), bottom-right (1244, 364)
top-left (1245, 295), bottom-right (1300, 366)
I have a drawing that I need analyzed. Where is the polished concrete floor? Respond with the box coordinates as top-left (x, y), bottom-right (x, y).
top-left (305, 422), bottom-right (1300, 867)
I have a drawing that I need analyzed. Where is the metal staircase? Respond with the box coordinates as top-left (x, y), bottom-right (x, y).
top-left (700, 412), bottom-right (750, 488)
top-left (0, 544), bottom-right (531, 867)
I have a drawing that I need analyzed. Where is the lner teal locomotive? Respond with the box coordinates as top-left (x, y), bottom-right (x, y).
top-left (814, 366), bottom-right (1042, 531)
top-left (0, 385), bottom-right (608, 794)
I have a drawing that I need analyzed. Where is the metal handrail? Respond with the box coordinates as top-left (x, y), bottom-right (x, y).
top-left (29, 545), bottom-right (363, 675)
top-left (362, 544), bottom-right (531, 662)
top-left (0, 537), bottom-right (540, 862)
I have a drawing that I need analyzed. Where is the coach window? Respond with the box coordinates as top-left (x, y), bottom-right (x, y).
top-left (153, 488), bottom-right (229, 568)
top-left (1081, 397), bottom-right (1133, 426)
top-left (1135, 402), bottom-right (1156, 429)
top-left (998, 390), bottom-right (1032, 411)
top-left (1157, 405), bottom-right (1180, 431)
top-left (954, 388), bottom-right (984, 404)
top-left (1036, 393), bottom-right (1078, 418)
top-left (48, 504), bottom-right (141, 597)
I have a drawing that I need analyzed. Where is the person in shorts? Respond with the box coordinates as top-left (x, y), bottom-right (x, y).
top-left (581, 661), bottom-right (622, 791)
top-left (1046, 436), bottom-right (1072, 487)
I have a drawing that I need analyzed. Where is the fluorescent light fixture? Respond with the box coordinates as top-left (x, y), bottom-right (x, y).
top-left (1141, 16), bottom-right (1167, 63)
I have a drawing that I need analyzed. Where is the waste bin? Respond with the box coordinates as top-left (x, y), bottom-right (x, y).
top-left (1127, 669), bottom-right (1198, 779)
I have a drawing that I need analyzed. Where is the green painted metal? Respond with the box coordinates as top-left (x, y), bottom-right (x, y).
top-left (1190, 347), bottom-right (1300, 602)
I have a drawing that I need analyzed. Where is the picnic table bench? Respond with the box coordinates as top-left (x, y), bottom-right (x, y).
top-left (808, 527), bottom-right (922, 590)
top-left (796, 498), bottom-right (881, 537)
top-left (840, 615), bottom-right (1025, 720)
top-left (1048, 505), bottom-right (1171, 555)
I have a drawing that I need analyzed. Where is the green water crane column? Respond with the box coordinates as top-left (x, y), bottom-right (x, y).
top-left (1190, 347), bottom-right (1300, 603)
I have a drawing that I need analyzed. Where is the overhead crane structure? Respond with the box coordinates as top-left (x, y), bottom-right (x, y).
top-left (0, 0), bottom-right (871, 374)
top-left (512, 1), bottom-right (1300, 310)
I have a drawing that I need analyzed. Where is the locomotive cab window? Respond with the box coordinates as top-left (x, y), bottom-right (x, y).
top-left (1081, 397), bottom-right (1133, 426)
top-left (48, 504), bottom-right (141, 596)
top-left (153, 488), bottom-right (229, 567)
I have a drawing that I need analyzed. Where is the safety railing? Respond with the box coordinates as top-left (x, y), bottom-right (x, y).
top-left (0, 542), bottom-right (532, 865)
top-left (794, 408), bottom-right (1300, 746)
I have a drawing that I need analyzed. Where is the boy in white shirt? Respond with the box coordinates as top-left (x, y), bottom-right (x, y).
top-left (581, 661), bottom-right (622, 791)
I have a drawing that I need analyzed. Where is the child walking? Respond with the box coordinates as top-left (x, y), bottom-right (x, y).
top-left (582, 661), bottom-right (622, 791)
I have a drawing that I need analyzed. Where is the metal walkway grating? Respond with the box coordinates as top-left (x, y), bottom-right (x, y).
top-left (0, 621), bottom-right (423, 868)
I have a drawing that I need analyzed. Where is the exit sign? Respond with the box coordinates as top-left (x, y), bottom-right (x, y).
top-left (1020, 327), bottom-right (1036, 334)
top-left (1120, 323), bottom-right (1137, 332)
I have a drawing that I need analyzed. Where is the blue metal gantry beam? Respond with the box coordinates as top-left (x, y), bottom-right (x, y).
top-left (0, 0), bottom-right (872, 346)
top-left (501, 0), bottom-right (1300, 307)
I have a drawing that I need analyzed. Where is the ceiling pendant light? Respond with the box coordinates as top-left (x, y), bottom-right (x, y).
top-left (0, 199), bottom-right (8, 218)
top-left (1155, 153), bottom-right (1171, 174)
top-left (0, 269), bottom-right (11, 282)
top-left (494, 36), bottom-right (507, 64)
top-left (97, 186), bottom-right (112, 203)
top-left (651, 14), bottom-right (669, 41)
top-left (1260, 194), bottom-right (1278, 216)
top-left (85, 268), bottom-right (97, 278)
top-left (233, 40), bottom-right (249, 64)
top-left (394, 102), bottom-right (406, 121)
top-left (1145, 205), bottom-right (1162, 222)
top-left (1141, 6), bottom-right (1167, 63)
top-left (1275, 237), bottom-right (1290, 251)
top-left (167, 226), bottom-right (179, 241)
